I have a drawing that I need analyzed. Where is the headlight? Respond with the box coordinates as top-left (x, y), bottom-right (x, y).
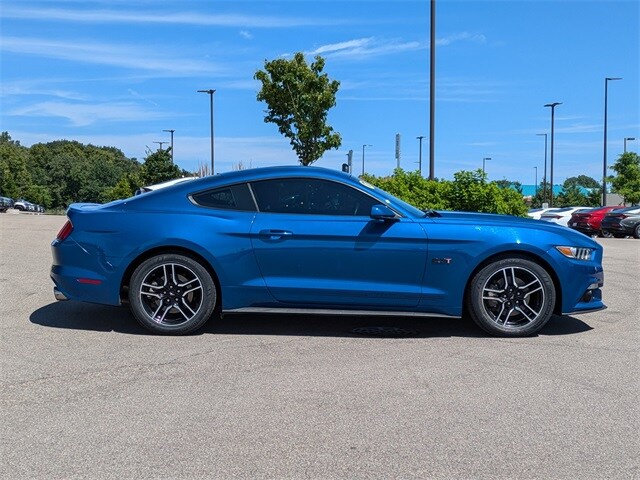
top-left (555, 246), bottom-right (595, 261)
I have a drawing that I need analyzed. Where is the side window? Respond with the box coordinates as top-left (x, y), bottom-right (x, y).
top-left (250, 178), bottom-right (379, 216)
top-left (191, 183), bottom-right (256, 211)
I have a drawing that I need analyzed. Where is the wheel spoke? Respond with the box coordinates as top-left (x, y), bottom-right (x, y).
top-left (141, 291), bottom-right (162, 299)
top-left (179, 299), bottom-right (197, 317)
top-left (524, 285), bottom-right (543, 296)
top-left (484, 287), bottom-right (505, 294)
top-left (173, 303), bottom-right (192, 321)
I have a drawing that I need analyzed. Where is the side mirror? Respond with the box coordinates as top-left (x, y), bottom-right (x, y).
top-left (370, 204), bottom-right (398, 220)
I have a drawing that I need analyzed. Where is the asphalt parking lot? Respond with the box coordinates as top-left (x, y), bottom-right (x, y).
top-left (1, 213), bottom-right (638, 479)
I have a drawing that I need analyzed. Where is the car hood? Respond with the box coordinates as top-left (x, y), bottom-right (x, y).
top-left (424, 210), bottom-right (598, 245)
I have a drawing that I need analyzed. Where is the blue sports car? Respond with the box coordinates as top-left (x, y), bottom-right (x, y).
top-left (51, 166), bottom-right (605, 336)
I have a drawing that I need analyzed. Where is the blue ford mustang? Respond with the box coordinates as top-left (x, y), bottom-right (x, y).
top-left (51, 166), bottom-right (605, 336)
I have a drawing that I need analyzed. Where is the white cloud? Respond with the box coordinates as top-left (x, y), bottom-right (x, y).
top-left (239, 30), bottom-right (254, 40)
top-left (436, 32), bottom-right (487, 46)
top-left (307, 37), bottom-right (422, 60)
top-left (1, 36), bottom-right (222, 76)
top-left (1, 6), bottom-right (344, 28)
top-left (8, 101), bottom-right (169, 127)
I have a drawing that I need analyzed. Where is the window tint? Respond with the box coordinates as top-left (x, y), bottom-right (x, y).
top-left (250, 178), bottom-right (379, 216)
top-left (191, 183), bottom-right (256, 211)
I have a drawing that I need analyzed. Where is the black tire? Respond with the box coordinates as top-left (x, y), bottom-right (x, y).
top-left (129, 253), bottom-right (217, 334)
top-left (613, 233), bottom-right (626, 238)
top-left (466, 256), bottom-right (556, 337)
top-left (599, 229), bottom-right (613, 238)
top-left (634, 224), bottom-right (640, 239)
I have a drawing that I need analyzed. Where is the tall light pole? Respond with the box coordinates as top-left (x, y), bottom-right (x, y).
top-left (198, 89), bottom-right (216, 175)
top-left (624, 137), bottom-right (636, 153)
top-left (534, 166), bottom-right (538, 195)
top-left (416, 136), bottom-right (425, 175)
top-left (361, 144), bottom-right (372, 176)
top-left (428, 0), bottom-right (436, 180)
top-left (482, 157), bottom-right (491, 176)
top-left (544, 102), bottom-right (561, 207)
top-left (603, 77), bottom-right (621, 206)
top-left (536, 133), bottom-right (548, 204)
top-left (163, 129), bottom-right (175, 162)
top-left (153, 141), bottom-right (166, 151)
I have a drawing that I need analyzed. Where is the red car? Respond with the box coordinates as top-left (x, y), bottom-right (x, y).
top-left (568, 206), bottom-right (623, 237)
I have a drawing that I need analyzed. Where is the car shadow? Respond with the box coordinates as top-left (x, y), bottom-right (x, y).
top-left (30, 302), bottom-right (593, 338)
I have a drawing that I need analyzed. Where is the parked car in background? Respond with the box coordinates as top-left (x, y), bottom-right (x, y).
top-left (600, 206), bottom-right (640, 238)
top-left (51, 166), bottom-right (606, 338)
top-left (540, 207), bottom-right (591, 226)
top-left (134, 177), bottom-right (197, 196)
top-left (568, 206), bottom-right (623, 237)
top-left (0, 196), bottom-right (14, 213)
top-left (13, 199), bottom-right (30, 211)
top-left (12, 199), bottom-right (44, 213)
top-left (527, 207), bottom-right (555, 220)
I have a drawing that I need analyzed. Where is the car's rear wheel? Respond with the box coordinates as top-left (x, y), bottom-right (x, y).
top-left (634, 224), bottom-right (640, 239)
top-left (467, 257), bottom-right (556, 337)
top-left (599, 229), bottom-right (613, 238)
top-left (129, 253), bottom-right (217, 335)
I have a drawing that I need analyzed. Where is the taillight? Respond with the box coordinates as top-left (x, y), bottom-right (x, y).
top-left (56, 220), bottom-right (73, 241)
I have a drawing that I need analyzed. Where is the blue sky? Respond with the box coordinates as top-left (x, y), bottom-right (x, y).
top-left (1, 0), bottom-right (638, 185)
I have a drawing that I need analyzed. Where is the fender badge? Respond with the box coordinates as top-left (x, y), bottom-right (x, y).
top-left (432, 258), bottom-right (453, 264)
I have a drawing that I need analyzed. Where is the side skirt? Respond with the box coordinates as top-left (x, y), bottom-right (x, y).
top-left (222, 307), bottom-right (460, 319)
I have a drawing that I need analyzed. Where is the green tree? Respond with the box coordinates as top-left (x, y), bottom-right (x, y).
top-left (449, 170), bottom-right (527, 216)
top-left (493, 179), bottom-right (523, 194)
top-left (609, 152), bottom-right (640, 205)
top-left (255, 52), bottom-right (341, 165)
top-left (555, 176), bottom-right (600, 207)
top-left (140, 148), bottom-right (181, 185)
top-left (103, 172), bottom-right (142, 201)
top-left (564, 175), bottom-right (600, 189)
top-left (363, 169), bottom-right (527, 216)
top-left (362, 169), bottom-right (450, 210)
top-left (0, 132), bottom-right (33, 199)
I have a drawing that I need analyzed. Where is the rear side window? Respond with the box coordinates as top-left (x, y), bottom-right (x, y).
top-left (190, 183), bottom-right (256, 211)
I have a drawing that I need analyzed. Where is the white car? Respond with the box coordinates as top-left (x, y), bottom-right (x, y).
top-left (540, 207), bottom-right (592, 226)
top-left (527, 207), bottom-right (555, 220)
top-left (134, 177), bottom-right (197, 196)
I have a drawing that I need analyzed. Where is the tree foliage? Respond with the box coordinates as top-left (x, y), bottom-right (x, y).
top-left (255, 53), bottom-right (341, 166)
top-left (0, 132), bottom-right (141, 209)
top-left (363, 168), bottom-right (528, 216)
top-left (609, 152), bottom-right (640, 205)
top-left (140, 148), bottom-right (182, 185)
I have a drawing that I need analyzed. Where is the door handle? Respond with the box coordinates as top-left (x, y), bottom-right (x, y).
top-left (258, 229), bottom-right (293, 240)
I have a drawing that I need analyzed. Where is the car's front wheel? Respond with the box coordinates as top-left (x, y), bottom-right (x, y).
top-left (129, 253), bottom-right (217, 334)
top-left (634, 224), bottom-right (640, 239)
top-left (466, 256), bottom-right (556, 337)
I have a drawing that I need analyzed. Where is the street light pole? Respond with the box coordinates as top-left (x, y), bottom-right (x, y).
top-left (603, 77), bottom-right (621, 206)
top-left (544, 102), bottom-right (562, 207)
top-left (361, 144), bottom-right (372, 176)
top-left (624, 137), bottom-right (636, 153)
top-left (536, 133), bottom-right (548, 205)
top-left (428, 0), bottom-right (436, 180)
top-left (534, 166), bottom-right (538, 196)
top-left (416, 136), bottom-right (425, 175)
top-left (482, 157), bottom-right (491, 176)
top-left (197, 89), bottom-right (216, 175)
top-left (163, 129), bottom-right (175, 162)
top-left (153, 141), bottom-right (166, 151)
